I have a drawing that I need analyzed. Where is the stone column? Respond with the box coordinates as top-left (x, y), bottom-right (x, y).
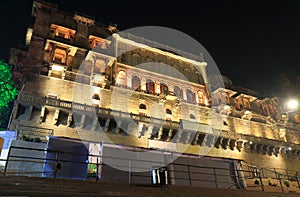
top-left (198, 134), bottom-right (206, 146)
top-left (205, 134), bottom-right (215, 147)
top-left (141, 77), bottom-right (146, 92)
top-left (126, 122), bottom-right (133, 136)
top-left (26, 106), bottom-right (34, 121)
top-left (221, 138), bottom-right (229, 149)
top-left (79, 114), bottom-right (86, 128)
top-left (115, 120), bottom-right (122, 134)
top-left (166, 129), bottom-right (173, 141)
top-left (157, 127), bottom-right (164, 140)
top-left (196, 62), bottom-right (210, 100)
top-left (147, 126), bottom-right (154, 139)
top-left (192, 132), bottom-right (200, 145)
top-left (103, 118), bottom-right (110, 132)
top-left (67, 112), bottom-right (73, 127)
top-left (185, 131), bottom-right (195, 144)
top-left (53, 109), bottom-right (60, 125)
top-left (91, 116), bottom-right (98, 130)
top-left (40, 106), bottom-right (46, 123)
top-left (229, 139), bottom-right (236, 150)
top-left (138, 123), bottom-right (144, 138)
top-left (236, 141), bottom-right (243, 152)
top-left (175, 129), bottom-right (183, 143)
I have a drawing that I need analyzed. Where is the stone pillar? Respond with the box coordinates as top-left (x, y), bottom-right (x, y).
top-left (40, 106), bottom-right (46, 123)
top-left (229, 139), bottom-right (236, 151)
top-left (67, 113), bottom-right (73, 127)
top-left (112, 33), bottom-right (120, 58)
top-left (221, 138), bottom-right (229, 149)
top-left (205, 134), bottom-right (215, 147)
top-left (236, 141), bottom-right (243, 152)
top-left (166, 129), bottom-right (173, 141)
top-left (26, 106), bottom-right (34, 121)
top-left (138, 123), bottom-right (144, 138)
top-left (103, 118), bottom-right (110, 132)
top-left (192, 132), bottom-right (200, 145)
top-left (196, 62), bottom-right (211, 101)
top-left (198, 134), bottom-right (206, 146)
top-left (175, 129), bottom-right (183, 143)
top-left (91, 116), bottom-right (98, 131)
top-left (157, 127), bottom-right (164, 140)
top-left (268, 146), bottom-right (275, 156)
top-left (262, 145), bottom-right (268, 155)
top-left (79, 114), bottom-right (86, 128)
top-left (256, 144), bottom-right (263, 154)
top-left (185, 131), bottom-right (196, 144)
top-left (274, 147), bottom-right (280, 156)
top-left (126, 122), bottom-right (132, 136)
top-left (115, 120), bottom-right (122, 134)
top-left (147, 126), bottom-right (154, 139)
top-left (214, 137), bottom-right (221, 148)
top-left (141, 77), bottom-right (146, 92)
top-left (53, 109), bottom-right (60, 125)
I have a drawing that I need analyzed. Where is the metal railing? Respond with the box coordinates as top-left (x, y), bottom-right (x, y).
top-left (3, 146), bottom-right (241, 189)
top-left (2, 145), bottom-right (300, 193)
top-left (241, 161), bottom-right (300, 193)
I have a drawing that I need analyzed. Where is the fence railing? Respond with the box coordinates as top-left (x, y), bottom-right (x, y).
top-left (241, 161), bottom-right (300, 193)
top-left (3, 145), bottom-right (242, 189)
top-left (2, 145), bottom-right (299, 193)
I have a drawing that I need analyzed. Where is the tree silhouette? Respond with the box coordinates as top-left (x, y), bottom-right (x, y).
top-left (0, 60), bottom-right (18, 130)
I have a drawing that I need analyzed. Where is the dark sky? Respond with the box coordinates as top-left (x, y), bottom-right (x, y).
top-left (1, 0), bottom-right (300, 97)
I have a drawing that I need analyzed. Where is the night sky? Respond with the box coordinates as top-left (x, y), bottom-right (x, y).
top-left (1, 0), bottom-right (300, 98)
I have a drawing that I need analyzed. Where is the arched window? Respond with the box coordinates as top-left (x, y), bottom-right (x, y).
top-left (146, 79), bottom-right (155, 94)
top-left (160, 83), bottom-right (168, 95)
top-left (186, 89), bottom-right (196, 104)
top-left (116, 70), bottom-right (127, 87)
top-left (92, 94), bottom-right (100, 100)
top-left (139, 104), bottom-right (147, 110)
top-left (166, 109), bottom-right (172, 115)
top-left (132, 54), bottom-right (140, 66)
top-left (174, 86), bottom-right (182, 99)
top-left (190, 114), bottom-right (195, 119)
top-left (197, 90), bottom-right (208, 105)
top-left (132, 76), bottom-right (141, 91)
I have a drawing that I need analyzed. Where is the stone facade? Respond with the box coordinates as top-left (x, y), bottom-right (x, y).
top-left (9, 0), bottom-right (300, 173)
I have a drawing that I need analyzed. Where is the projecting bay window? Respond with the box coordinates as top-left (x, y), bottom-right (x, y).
top-left (50, 24), bottom-right (76, 41)
top-left (53, 48), bottom-right (67, 64)
top-left (197, 90), bottom-right (208, 106)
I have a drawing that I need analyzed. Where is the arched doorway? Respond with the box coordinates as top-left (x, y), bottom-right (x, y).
top-left (132, 76), bottom-right (141, 91)
top-left (160, 83), bottom-right (168, 95)
top-left (146, 79), bottom-right (155, 94)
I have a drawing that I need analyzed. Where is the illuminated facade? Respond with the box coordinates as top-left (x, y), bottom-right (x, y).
top-left (8, 0), bottom-right (300, 185)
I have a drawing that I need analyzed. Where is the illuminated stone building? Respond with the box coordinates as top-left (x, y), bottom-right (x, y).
top-left (7, 0), bottom-right (300, 188)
